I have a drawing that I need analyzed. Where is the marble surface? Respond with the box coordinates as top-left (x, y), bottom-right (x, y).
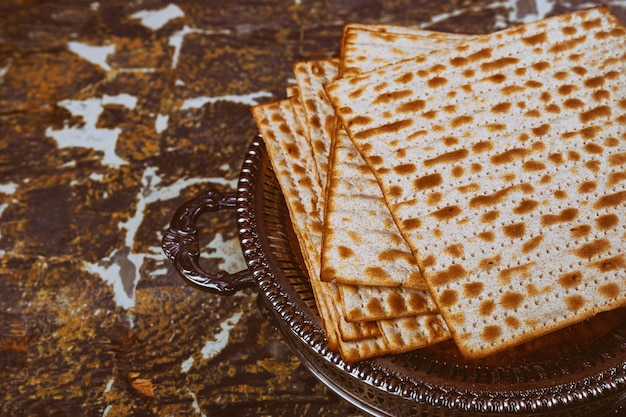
top-left (1, 0), bottom-right (625, 416)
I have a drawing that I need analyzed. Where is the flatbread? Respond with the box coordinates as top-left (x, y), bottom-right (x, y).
top-left (251, 97), bottom-right (404, 360)
top-left (322, 127), bottom-right (429, 290)
top-left (252, 93), bottom-right (452, 360)
top-left (293, 59), bottom-right (340, 190)
top-left (320, 25), bottom-right (469, 319)
top-left (321, 25), bottom-right (471, 289)
top-left (340, 24), bottom-right (472, 77)
top-left (294, 56), bottom-right (440, 321)
top-left (325, 6), bottom-right (626, 358)
top-left (286, 85), bottom-right (309, 136)
top-left (319, 25), bottom-right (468, 331)
top-left (339, 284), bottom-right (439, 322)
top-left (378, 314), bottom-right (450, 354)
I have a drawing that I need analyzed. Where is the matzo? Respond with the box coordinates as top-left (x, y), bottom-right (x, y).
top-left (251, 97), bottom-right (429, 361)
top-left (326, 6), bottom-right (626, 358)
top-left (286, 86), bottom-right (309, 138)
top-left (378, 314), bottom-right (450, 354)
top-left (341, 24), bottom-right (472, 77)
top-left (293, 59), bottom-right (340, 189)
top-left (321, 26), bottom-right (466, 331)
top-left (251, 98), bottom-right (382, 347)
top-left (339, 284), bottom-right (438, 322)
top-left (252, 96), bottom-right (441, 336)
top-left (322, 127), bottom-right (430, 290)
top-left (322, 25), bottom-right (469, 289)
top-left (294, 54), bottom-right (444, 319)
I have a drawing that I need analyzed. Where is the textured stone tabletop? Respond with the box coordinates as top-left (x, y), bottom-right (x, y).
top-left (1, 1), bottom-right (625, 416)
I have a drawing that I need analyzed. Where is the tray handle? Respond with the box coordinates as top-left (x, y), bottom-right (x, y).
top-left (162, 189), bottom-right (255, 295)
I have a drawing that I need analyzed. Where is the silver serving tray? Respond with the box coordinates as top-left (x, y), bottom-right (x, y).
top-left (163, 136), bottom-right (626, 416)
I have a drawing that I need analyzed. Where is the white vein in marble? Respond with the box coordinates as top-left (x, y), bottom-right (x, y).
top-left (0, 182), bottom-right (17, 195)
top-left (180, 91), bottom-right (273, 110)
top-left (67, 41), bottom-right (115, 71)
top-left (0, 59), bottom-right (11, 80)
top-left (201, 311), bottom-right (243, 360)
top-left (155, 114), bottom-right (169, 133)
top-left (180, 310), bottom-right (244, 375)
top-left (168, 26), bottom-right (232, 68)
top-left (189, 391), bottom-right (207, 417)
top-left (131, 4), bottom-right (185, 31)
top-left (46, 94), bottom-right (138, 168)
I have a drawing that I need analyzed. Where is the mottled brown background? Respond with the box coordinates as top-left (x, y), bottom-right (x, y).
top-left (1, 0), bottom-right (625, 416)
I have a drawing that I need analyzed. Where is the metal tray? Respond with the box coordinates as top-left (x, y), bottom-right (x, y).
top-left (163, 135), bottom-right (626, 416)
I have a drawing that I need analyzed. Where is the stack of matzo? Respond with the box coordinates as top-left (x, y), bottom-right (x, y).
top-left (252, 25), bottom-right (459, 362)
top-left (252, 5), bottom-right (626, 361)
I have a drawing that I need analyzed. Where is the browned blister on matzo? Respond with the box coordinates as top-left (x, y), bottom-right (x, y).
top-left (326, 6), bottom-right (626, 359)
